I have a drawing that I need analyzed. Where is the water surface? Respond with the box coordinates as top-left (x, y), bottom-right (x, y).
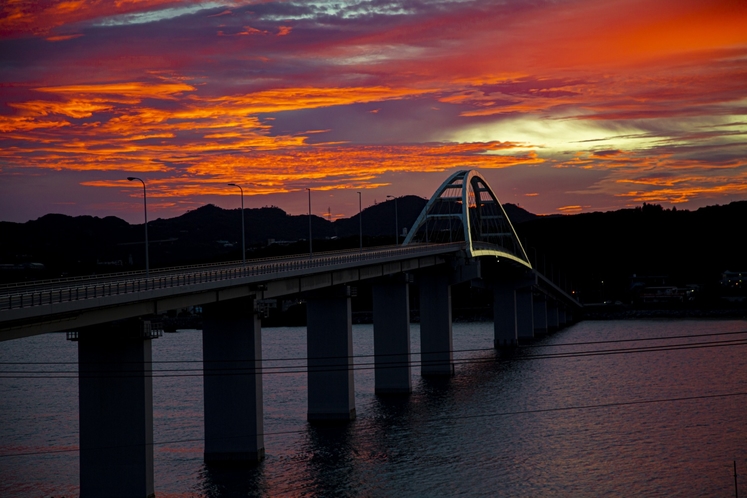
top-left (1, 319), bottom-right (746, 496)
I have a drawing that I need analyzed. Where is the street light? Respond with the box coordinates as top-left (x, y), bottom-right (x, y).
top-left (127, 177), bottom-right (149, 277)
top-left (357, 191), bottom-right (362, 252)
top-left (227, 183), bottom-right (245, 266)
top-left (387, 195), bottom-right (398, 246)
top-left (307, 188), bottom-right (313, 258)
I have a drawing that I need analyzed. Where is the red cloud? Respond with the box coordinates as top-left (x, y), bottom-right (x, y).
top-left (1, 0), bottom-right (746, 220)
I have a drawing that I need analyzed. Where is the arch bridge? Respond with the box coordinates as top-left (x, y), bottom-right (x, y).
top-left (0, 169), bottom-right (580, 497)
top-left (404, 169), bottom-right (531, 267)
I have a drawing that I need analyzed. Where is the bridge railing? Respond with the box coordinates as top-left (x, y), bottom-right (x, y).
top-left (0, 243), bottom-right (463, 313)
top-left (0, 244), bottom-right (427, 292)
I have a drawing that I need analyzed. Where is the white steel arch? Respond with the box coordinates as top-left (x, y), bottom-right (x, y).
top-left (402, 170), bottom-right (531, 268)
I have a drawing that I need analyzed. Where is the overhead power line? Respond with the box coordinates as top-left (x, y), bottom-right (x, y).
top-left (2, 335), bottom-right (747, 379)
top-left (2, 329), bottom-right (746, 366)
top-left (2, 390), bottom-right (746, 459)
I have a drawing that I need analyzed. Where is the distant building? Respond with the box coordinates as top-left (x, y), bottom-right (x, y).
top-left (640, 286), bottom-right (696, 304)
top-left (720, 270), bottom-right (746, 289)
top-left (630, 274), bottom-right (699, 305)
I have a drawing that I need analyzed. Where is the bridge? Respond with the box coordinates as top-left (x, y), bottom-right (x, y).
top-left (0, 169), bottom-right (581, 497)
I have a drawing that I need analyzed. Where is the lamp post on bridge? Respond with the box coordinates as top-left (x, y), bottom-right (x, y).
top-left (387, 195), bottom-right (398, 246)
top-left (307, 188), bottom-right (313, 258)
top-left (227, 183), bottom-right (246, 266)
top-left (357, 191), bottom-right (362, 252)
top-left (127, 176), bottom-right (149, 277)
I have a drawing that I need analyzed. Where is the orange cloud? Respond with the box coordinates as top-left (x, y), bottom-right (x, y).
top-left (10, 99), bottom-right (118, 118)
top-left (556, 149), bottom-right (747, 207)
top-left (69, 142), bottom-right (539, 199)
top-left (45, 33), bottom-right (83, 41)
top-left (35, 82), bottom-right (195, 99)
top-left (617, 182), bottom-right (747, 204)
top-left (0, 83), bottom-right (440, 170)
top-left (557, 205), bottom-right (587, 213)
top-left (207, 86), bottom-right (434, 114)
top-left (0, 115), bottom-right (70, 133)
top-left (236, 26), bottom-right (267, 36)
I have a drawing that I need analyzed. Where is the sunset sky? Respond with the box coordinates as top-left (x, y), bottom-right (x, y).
top-left (1, 0), bottom-right (746, 223)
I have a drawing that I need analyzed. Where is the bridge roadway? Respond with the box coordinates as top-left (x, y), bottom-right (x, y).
top-left (0, 242), bottom-right (579, 343)
top-left (0, 242), bottom-right (468, 341)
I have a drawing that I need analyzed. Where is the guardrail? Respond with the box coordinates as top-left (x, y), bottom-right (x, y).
top-left (0, 243), bottom-right (463, 312)
top-left (0, 244), bottom-right (430, 292)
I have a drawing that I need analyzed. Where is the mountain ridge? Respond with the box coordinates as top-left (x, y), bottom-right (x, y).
top-left (2, 199), bottom-right (745, 305)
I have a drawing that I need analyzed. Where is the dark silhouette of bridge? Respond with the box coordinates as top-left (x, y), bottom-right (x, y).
top-left (0, 169), bottom-right (580, 498)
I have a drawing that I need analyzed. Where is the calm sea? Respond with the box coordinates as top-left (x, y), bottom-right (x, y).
top-left (2, 319), bottom-right (746, 497)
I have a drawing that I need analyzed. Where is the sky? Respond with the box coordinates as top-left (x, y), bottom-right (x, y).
top-left (1, 0), bottom-right (746, 223)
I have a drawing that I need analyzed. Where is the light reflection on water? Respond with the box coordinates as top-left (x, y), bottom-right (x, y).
top-left (1, 319), bottom-right (746, 496)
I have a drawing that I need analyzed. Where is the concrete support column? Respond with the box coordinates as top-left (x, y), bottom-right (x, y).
top-left (516, 288), bottom-right (534, 341)
top-left (533, 294), bottom-right (548, 336)
top-left (493, 284), bottom-right (517, 347)
top-left (202, 298), bottom-right (264, 463)
top-left (306, 286), bottom-right (356, 421)
top-left (78, 321), bottom-right (154, 498)
top-left (547, 300), bottom-right (560, 332)
top-left (419, 272), bottom-right (454, 376)
top-left (372, 280), bottom-right (412, 394)
top-left (558, 306), bottom-right (567, 327)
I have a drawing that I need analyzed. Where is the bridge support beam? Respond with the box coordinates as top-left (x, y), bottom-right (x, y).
top-left (306, 286), bottom-right (356, 421)
top-left (373, 280), bottom-right (412, 394)
top-left (202, 298), bottom-right (264, 463)
top-left (516, 288), bottom-right (534, 341)
top-left (533, 294), bottom-right (548, 336)
top-left (492, 284), bottom-right (517, 347)
top-left (419, 272), bottom-right (454, 376)
top-left (78, 320), bottom-right (154, 498)
top-left (547, 300), bottom-right (560, 332)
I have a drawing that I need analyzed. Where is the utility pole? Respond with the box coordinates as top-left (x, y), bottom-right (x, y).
top-left (307, 188), bottom-right (312, 258)
top-left (357, 191), bottom-right (362, 252)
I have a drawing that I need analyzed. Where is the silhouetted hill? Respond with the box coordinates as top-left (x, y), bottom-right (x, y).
top-left (503, 203), bottom-right (538, 225)
top-left (2, 198), bottom-right (743, 305)
top-left (330, 196), bottom-right (536, 238)
top-left (333, 195), bottom-right (425, 238)
top-left (513, 201), bottom-right (747, 303)
top-left (0, 198), bottom-right (426, 281)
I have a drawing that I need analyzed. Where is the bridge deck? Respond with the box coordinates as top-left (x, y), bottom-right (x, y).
top-left (1, 241), bottom-right (580, 341)
top-left (0, 243), bottom-right (463, 340)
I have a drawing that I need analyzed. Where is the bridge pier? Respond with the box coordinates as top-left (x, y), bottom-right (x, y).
top-left (306, 286), bottom-right (356, 422)
top-left (492, 283), bottom-right (517, 347)
top-left (372, 279), bottom-right (412, 394)
top-left (558, 305), bottom-right (567, 327)
top-left (516, 287), bottom-right (534, 341)
top-left (202, 298), bottom-right (264, 463)
top-left (419, 272), bottom-right (454, 376)
top-left (533, 294), bottom-right (548, 336)
top-left (77, 320), bottom-right (155, 498)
